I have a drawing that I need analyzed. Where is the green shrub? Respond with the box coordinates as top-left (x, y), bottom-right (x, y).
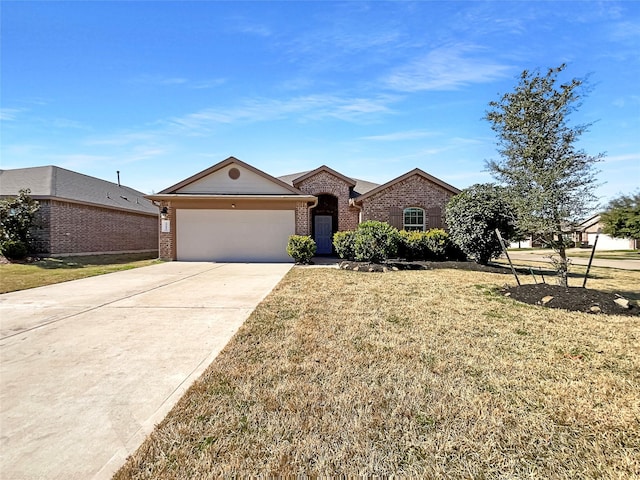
top-left (286, 235), bottom-right (316, 264)
top-left (424, 229), bottom-right (449, 260)
top-left (399, 230), bottom-right (427, 261)
top-left (333, 230), bottom-right (356, 260)
top-left (446, 183), bottom-right (517, 264)
top-left (353, 221), bottom-right (400, 263)
top-left (0, 240), bottom-right (28, 260)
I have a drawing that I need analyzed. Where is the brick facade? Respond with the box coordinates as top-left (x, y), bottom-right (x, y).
top-left (294, 171), bottom-right (360, 233)
top-left (295, 201), bottom-right (311, 236)
top-left (158, 202), bottom-right (175, 260)
top-left (149, 159), bottom-right (460, 261)
top-left (359, 176), bottom-right (456, 230)
top-left (31, 200), bottom-right (158, 255)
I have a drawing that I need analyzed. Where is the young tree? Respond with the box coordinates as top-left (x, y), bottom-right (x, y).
top-left (600, 191), bottom-right (640, 243)
top-left (445, 183), bottom-right (517, 265)
top-left (0, 189), bottom-right (40, 247)
top-left (485, 64), bottom-right (604, 284)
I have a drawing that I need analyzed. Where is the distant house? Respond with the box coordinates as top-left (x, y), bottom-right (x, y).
top-left (573, 214), bottom-right (637, 250)
top-left (146, 156), bottom-right (460, 262)
top-left (0, 166), bottom-right (158, 256)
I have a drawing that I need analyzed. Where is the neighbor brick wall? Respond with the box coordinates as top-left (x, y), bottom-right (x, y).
top-left (46, 201), bottom-right (158, 255)
top-left (31, 200), bottom-right (52, 254)
top-left (361, 176), bottom-right (455, 229)
top-left (295, 172), bottom-right (359, 232)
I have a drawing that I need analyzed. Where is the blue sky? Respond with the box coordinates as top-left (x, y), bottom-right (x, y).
top-left (2, 1), bottom-right (638, 208)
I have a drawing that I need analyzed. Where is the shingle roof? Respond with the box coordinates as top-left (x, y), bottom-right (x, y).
top-left (278, 171), bottom-right (380, 198)
top-left (0, 166), bottom-right (157, 215)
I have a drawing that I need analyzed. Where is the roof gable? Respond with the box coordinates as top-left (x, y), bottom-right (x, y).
top-left (292, 165), bottom-right (356, 188)
top-left (354, 168), bottom-right (460, 202)
top-left (160, 157), bottom-right (304, 195)
top-left (576, 214), bottom-right (601, 231)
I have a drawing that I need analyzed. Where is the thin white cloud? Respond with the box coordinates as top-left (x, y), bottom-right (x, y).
top-left (0, 108), bottom-right (24, 121)
top-left (127, 75), bottom-right (189, 86)
top-left (360, 130), bottom-right (438, 141)
top-left (51, 118), bottom-right (90, 130)
top-left (165, 94), bottom-right (399, 132)
top-left (51, 154), bottom-right (114, 170)
top-left (603, 153), bottom-right (640, 163)
top-left (227, 15), bottom-right (273, 37)
top-left (612, 95), bottom-right (640, 108)
top-left (383, 44), bottom-right (512, 92)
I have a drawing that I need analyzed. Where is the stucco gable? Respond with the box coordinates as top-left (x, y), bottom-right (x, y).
top-left (160, 157), bottom-right (304, 195)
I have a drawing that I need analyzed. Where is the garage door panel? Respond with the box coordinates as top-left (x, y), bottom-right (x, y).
top-left (177, 209), bottom-right (294, 262)
top-left (587, 233), bottom-right (631, 251)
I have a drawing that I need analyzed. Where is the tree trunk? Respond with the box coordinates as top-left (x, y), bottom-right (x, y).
top-left (557, 240), bottom-right (569, 287)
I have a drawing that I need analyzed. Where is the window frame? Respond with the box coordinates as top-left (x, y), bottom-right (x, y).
top-left (403, 207), bottom-right (426, 231)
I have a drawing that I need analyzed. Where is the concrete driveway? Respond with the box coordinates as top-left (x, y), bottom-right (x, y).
top-left (0, 261), bottom-right (292, 479)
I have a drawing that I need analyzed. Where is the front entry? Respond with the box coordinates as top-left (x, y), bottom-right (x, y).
top-left (314, 215), bottom-right (333, 254)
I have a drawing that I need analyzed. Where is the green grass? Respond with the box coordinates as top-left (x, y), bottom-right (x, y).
top-left (567, 250), bottom-right (639, 260)
top-left (115, 266), bottom-right (640, 478)
top-left (0, 252), bottom-right (161, 293)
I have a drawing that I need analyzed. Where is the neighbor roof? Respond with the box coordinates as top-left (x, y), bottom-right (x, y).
top-left (576, 214), bottom-right (601, 231)
top-left (0, 166), bottom-right (157, 215)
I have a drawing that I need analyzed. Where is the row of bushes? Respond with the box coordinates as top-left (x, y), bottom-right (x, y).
top-left (287, 221), bottom-right (466, 264)
top-left (334, 221), bottom-right (465, 262)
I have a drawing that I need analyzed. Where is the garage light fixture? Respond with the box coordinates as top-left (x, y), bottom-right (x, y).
top-left (160, 207), bottom-right (168, 219)
top-left (231, 203), bottom-right (236, 208)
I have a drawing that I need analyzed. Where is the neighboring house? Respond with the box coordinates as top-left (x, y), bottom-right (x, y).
top-left (0, 166), bottom-right (159, 256)
top-left (573, 214), bottom-right (638, 250)
top-left (510, 215), bottom-right (638, 250)
top-left (147, 157), bottom-right (460, 262)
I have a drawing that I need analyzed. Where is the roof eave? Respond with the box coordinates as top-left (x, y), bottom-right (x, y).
top-left (146, 193), bottom-right (317, 202)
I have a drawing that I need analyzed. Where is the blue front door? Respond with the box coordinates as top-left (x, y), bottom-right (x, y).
top-left (314, 215), bottom-right (333, 254)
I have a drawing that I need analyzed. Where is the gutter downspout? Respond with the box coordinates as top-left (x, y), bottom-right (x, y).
top-left (307, 197), bottom-right (319, 236)
top-left (349, 198), bottom-right (363, 224)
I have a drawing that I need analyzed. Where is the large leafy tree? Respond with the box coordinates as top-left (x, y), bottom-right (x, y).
top-left (600, 191), bottom-right (640, 243)
top-left (445, 183), bottom-right (517, 265)
top-left (0, 189), bottom-right (40, 247)
top-left (485, 64), bottom-right (604, 284)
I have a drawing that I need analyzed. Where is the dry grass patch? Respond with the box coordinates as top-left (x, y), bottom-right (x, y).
top-left (116, 267), bottom-right (640, 478)
top-left (0, 253), bottom-right (161, 293)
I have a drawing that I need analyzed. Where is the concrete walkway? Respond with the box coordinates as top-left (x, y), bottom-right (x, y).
top-left (505, 250), bottom-right (640, 271)
top-left (0, 261), bottom-right (292, 480)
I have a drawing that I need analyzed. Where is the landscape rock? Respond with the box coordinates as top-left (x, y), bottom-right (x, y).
top-left (541, 295), bottom-right (554, 305)
top-left (589, 305), bottom-right (602, 314)
top-left (614, 297), bottom-right (630, 309)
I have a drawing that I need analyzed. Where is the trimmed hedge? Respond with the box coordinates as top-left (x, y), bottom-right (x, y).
top-left (335, 224), bottom-right (466, 263)
top-left (333, 231), bottom-right (356, 260)
top-left (353, 221), bottom-right (400, 263)
top-left (286, 235), bottom-right (317, 264)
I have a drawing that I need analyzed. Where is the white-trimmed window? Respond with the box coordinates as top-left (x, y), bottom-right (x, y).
top-left (403, 207), bottom-right (425, 231)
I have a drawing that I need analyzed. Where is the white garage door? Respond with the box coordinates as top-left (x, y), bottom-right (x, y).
top-left (587, 232), bottom-right (631, 250)
top-left (177, 209), bottom-right (295, 262)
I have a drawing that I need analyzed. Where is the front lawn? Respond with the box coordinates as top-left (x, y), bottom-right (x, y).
top-left (0, 253), bottom-right (161, 293)
top-left (115, 266), bottom-right (640, 478)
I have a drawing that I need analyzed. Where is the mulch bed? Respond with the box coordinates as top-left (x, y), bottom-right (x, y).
top-left (337, 259), bottom-right (639, 316)
top-left (502, 283), bottom-right (639, 317)
top-left (337, 260), bottom-right (511, 274)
